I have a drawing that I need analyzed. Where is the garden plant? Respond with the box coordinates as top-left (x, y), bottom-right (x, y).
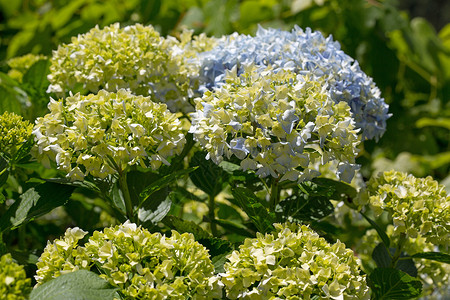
top-left (0, 0), bottom-right (449, 299)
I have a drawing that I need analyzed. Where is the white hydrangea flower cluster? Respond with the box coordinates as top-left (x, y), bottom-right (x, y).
top-left (356, 226), bottom-right (450, 300)
top-left (367, 170), bottom-right (450, 247)
top-left (47, 23), bottom-right (198, 113)
top-left (32, 89), bottom-right (186, 181)
top-left (197, 25), bottom-right (390, 140)
top-left (221, 223), bottom-right (369, 299)
top-left (35, 221), bottom-right (223, 299)
top-left (189, 65), bottom-right (360, 183)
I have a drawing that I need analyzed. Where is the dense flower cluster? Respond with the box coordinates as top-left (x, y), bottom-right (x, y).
top-left (356, 226), bottom-right (450, 300)
top-left (32, 89), bottom-right (186, 180)
top-left (190, 65), bottom-right (360, 183)
top-left (367, 170), bottom-right (450, 247)
top-left (0, 253), bottom-right (32, 299)
top-left (7, 53), bottom-right (47, 82)
top-left (47, 23), bottom-right (197, 113)
top-left (35, 221), bottom-right (222, 299)
top-left (221, 222), bottom-right (369, 299)
top-left (197, 26), bottom-right (390, 140)
top-left (0, 111), bottom-right (33, 160)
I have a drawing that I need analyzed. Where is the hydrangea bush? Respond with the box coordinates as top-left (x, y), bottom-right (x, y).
top-left (35, 221), bottom-right (223, 299)
top-left (1, 21), bottom-right (448, 300)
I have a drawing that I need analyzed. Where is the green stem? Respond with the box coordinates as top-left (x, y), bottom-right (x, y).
top-left (391, 233), bottom-right (407, 267)
top-left (208, 194), bottom-right (218, 236)
top-left (118, 171), bottom-right (135, 223)
top-left (269, 177), bottom-right (280, 211)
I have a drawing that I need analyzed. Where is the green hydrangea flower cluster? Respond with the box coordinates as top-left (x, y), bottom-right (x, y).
top-left (32, 89), bottom-right (186, 181)
top-left (0, 253), bottom-right (32, 300)
top-left (221, 223), bottom-right (369, 299)
top-left (356, 226), bottom-right (450, 299)
top-left (189, 65), bottom-right (361, 183)
top-left (7, 53), bottom-right (47, 82)
top-left (367, 170), bottom-right (450, 247)
top-left (35, 221), bottom-right (222, 299)
top-left (0, 111), bottom-right (33, 160)
top-left (47, 23), bottom-right (197, 113)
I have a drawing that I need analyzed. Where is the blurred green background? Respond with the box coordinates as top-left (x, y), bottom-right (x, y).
top-left (0, 0), bottom-right (449, 185)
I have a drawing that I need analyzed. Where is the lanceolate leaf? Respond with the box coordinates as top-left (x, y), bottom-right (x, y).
top-left (372, 243), bottom-right (418, 277)
top-left (411, 252), bottom-right (450, 264)
top-left (0, 156), bottom-right (9, 187)
top-left (29, 270), bottom-right (119, 300)
top-left (231, 187), bottom-right (275, 234)
top-left (0, 182), bottom-right (75, 232)
top-left (163, 215), bottom-right (210, 240)
top-left (368, 268), bottom-right (422, 300)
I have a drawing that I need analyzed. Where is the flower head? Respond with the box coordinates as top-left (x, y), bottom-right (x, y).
top-left (0, 253), bottom-right (32, 299)
top-left (190, 65), bottom-right (360, 183)
top-left (47, 23), bottom-right (198, 113)
top-left (198, 25), bottom-right (390, 140)
top-left (32, 89), bottom-right (186, 180)
top-left (221, 222), bottom-right (369, 299)
top-left (367, 170), bottom-right (450, 247)
top-left (35, 221), bottom-right (222, 299)
top-left (0, 111), bottom-right (33, 160)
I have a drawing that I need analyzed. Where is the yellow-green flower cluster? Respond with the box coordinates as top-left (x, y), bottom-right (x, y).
top-left (356, 226), bottom-right (450, 299)
top-left (35, 227), bottom-right (89, 284)
top-left (189, 65), bottom-right (360, 183)
top-left (32, 89), bottom-right (186, 181)
top-left (0, 253), bottom-right (32, 299)
top-left (0, 111), bottom-right (33, 160)
top-left (221, 223), bottom-right (369, 299)
top-left (7, 53), bottom-right (47, 82)
top-left (35, 221), bottom-right (223, 299)
top-left (367, 170), bottom-right (450, 247)
top-left (47, 23), bottom-right (197, 113)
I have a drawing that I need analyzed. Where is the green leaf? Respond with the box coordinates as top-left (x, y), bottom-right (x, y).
top-left (197, 237), bottom-right (233, 274)
top-left (29, 270), bottom-right (119, 300)
top-left (189, 151), bottom-right (228, 197)
top-left (0, 182), bottom-right (75, 232)
top-left (360, 211), bottom-right (390, 248)
top-left (411, 252), bottom-right (450, 264)
top-left (276, 182), bottom-right (335, 222)
top-left (214, 218), bottom-right (254, 237)
top-left (138, 196), bottom-right (171, 225)
top-left (163, 215), bottom-right (210, 240)
top-left (372, 243), bottom-right (417, 277)
top-left (372, 243), bottom-right (392, 268)
top-left (312, 177), bottom-right (357, 200)
top-left (12, 138), bottom-right (34, 164)
top-left (0, 72), bottom-right (28, 115)
top-left (231, 187), bottom-right (275, 234)
top-left (22, 59), bottom-right (51, 92)
top-left (368, 268), bottom-right (422, 300)
top-left (0, 156), bottom-right (9, 187)
top-left (138, 167), bottom-right (196, 209)
top-left (416, 117), bottom-right (450, 130)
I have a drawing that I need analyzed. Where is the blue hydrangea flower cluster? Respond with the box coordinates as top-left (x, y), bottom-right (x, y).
top-left (197, 25), bottom-right (390, 140)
